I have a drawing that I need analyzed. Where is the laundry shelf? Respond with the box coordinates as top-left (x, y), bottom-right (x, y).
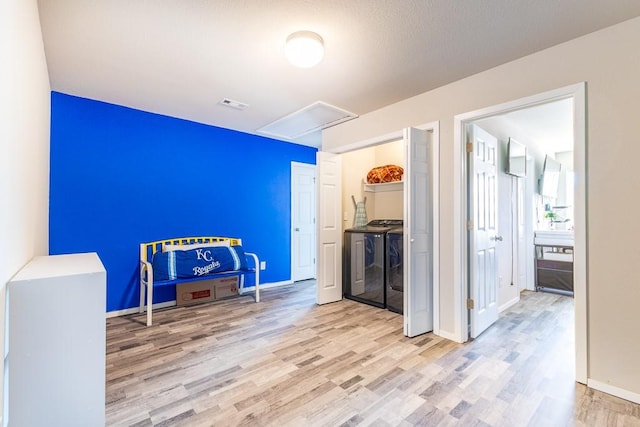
top-left (363, 181), bottom-right (403, 192)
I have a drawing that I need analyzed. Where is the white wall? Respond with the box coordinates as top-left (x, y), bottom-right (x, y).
top-left (0, 0), bottom-right (51, 421)
top-left (323, 17), bottom-right (640, 397)
top-left (371, 140), bottom-right (403, 220)
top-left (341, 147), bottom-right (376, 229)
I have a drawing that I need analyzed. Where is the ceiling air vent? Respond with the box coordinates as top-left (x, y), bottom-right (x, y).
top-left (257, 101), bottom-right (358, 140)
top-left (218, 98), bottom-right (249, 110)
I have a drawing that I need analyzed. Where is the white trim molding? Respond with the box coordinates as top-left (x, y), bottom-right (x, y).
top-left (499, 296), bottom-right (520, 313)
top-left (435, 328), bottom-right (461, 342)
top-left (107, 300), bottom-right (176, 318)
top-left (588, 379), bottom-right (640, 405)
top-left (105, 280), bottom-right (294, 318)
top-left (242, 280), bottom-right (293, 292)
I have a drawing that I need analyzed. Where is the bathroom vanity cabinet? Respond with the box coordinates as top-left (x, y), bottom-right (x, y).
top-left (534, 231), bottom-right (574, 294)
top-left (535, 244), bottom-right (574, 293)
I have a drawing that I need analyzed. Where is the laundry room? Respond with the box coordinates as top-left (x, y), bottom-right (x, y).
top-left (339, 139), bottom-right (405, 314)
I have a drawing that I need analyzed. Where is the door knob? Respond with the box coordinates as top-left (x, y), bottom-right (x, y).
top-left (295, 228), bottom-right (300, 231)
top-left (491, 235), bottom-right (503, 241)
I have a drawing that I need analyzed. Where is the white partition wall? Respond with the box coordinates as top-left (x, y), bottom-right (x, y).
top-left (6, 253), bottom-right (106, 426)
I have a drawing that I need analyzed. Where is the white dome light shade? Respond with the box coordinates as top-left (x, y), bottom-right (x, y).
top-left (285, 31), bottom-right (324, 68)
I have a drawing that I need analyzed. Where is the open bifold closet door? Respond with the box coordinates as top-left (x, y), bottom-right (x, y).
top-left (316, 151), bottom-right (343, 304)
top-left (403, 127), bottom-right (433, 337)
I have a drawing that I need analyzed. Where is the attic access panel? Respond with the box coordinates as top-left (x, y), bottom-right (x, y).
top-left (257, 101), bottom-right (358, 140)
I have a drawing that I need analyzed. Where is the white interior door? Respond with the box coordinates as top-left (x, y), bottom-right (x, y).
top-left (291, 162), bottom-right (316, 282)
top-left (404, 127), bottom-right (433, 337)
top-left (469, 124), bottom-right (500, 338)
top-left (316, 151), bottom-right (343, 304)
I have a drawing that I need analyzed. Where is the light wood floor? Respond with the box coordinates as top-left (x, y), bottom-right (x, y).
top-left (106, 281), bottom-right (640, 426)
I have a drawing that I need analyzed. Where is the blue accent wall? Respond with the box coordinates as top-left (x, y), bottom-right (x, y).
top-left (49, 92), bottom-right (317, 312)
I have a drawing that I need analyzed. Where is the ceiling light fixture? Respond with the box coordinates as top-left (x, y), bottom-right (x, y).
top-left (284, 31), bottom-right (324, 68)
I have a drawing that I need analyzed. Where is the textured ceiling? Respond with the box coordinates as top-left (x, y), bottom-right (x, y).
top-left (38, 1), bottom-right (640, 147)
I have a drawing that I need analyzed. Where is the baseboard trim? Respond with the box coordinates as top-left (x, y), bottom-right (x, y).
top-left (105, 280), bottom-right (295, 318)
top-left (588, 379), bottom-right (640, 404)
top-left (499, 295), bottom-right (520, 313)
top-left (106, 300), bottom-right (176, 318)
top-left (435, 329), bottom-right (464, 343)
top-left (240, 280), bottom-right (293, 292)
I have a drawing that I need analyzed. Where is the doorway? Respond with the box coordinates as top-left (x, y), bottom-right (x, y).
top-left (453, 83), bottom-right (587, 383)
top-left (316, 123), bottom-right (441, 337)
top-left (473, 97), bottom-right (575, 300)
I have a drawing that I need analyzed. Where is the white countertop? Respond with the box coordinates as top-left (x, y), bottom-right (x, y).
top-left (534, 230), bottom-right (574, 246)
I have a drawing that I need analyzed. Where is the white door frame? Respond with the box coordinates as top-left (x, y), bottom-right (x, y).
top-left (327, 122), bottom-right (440, 336)
top-left (453, 83), bottom-right (587, 383)
top-left (291, 161), bottom-right (317, 282)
